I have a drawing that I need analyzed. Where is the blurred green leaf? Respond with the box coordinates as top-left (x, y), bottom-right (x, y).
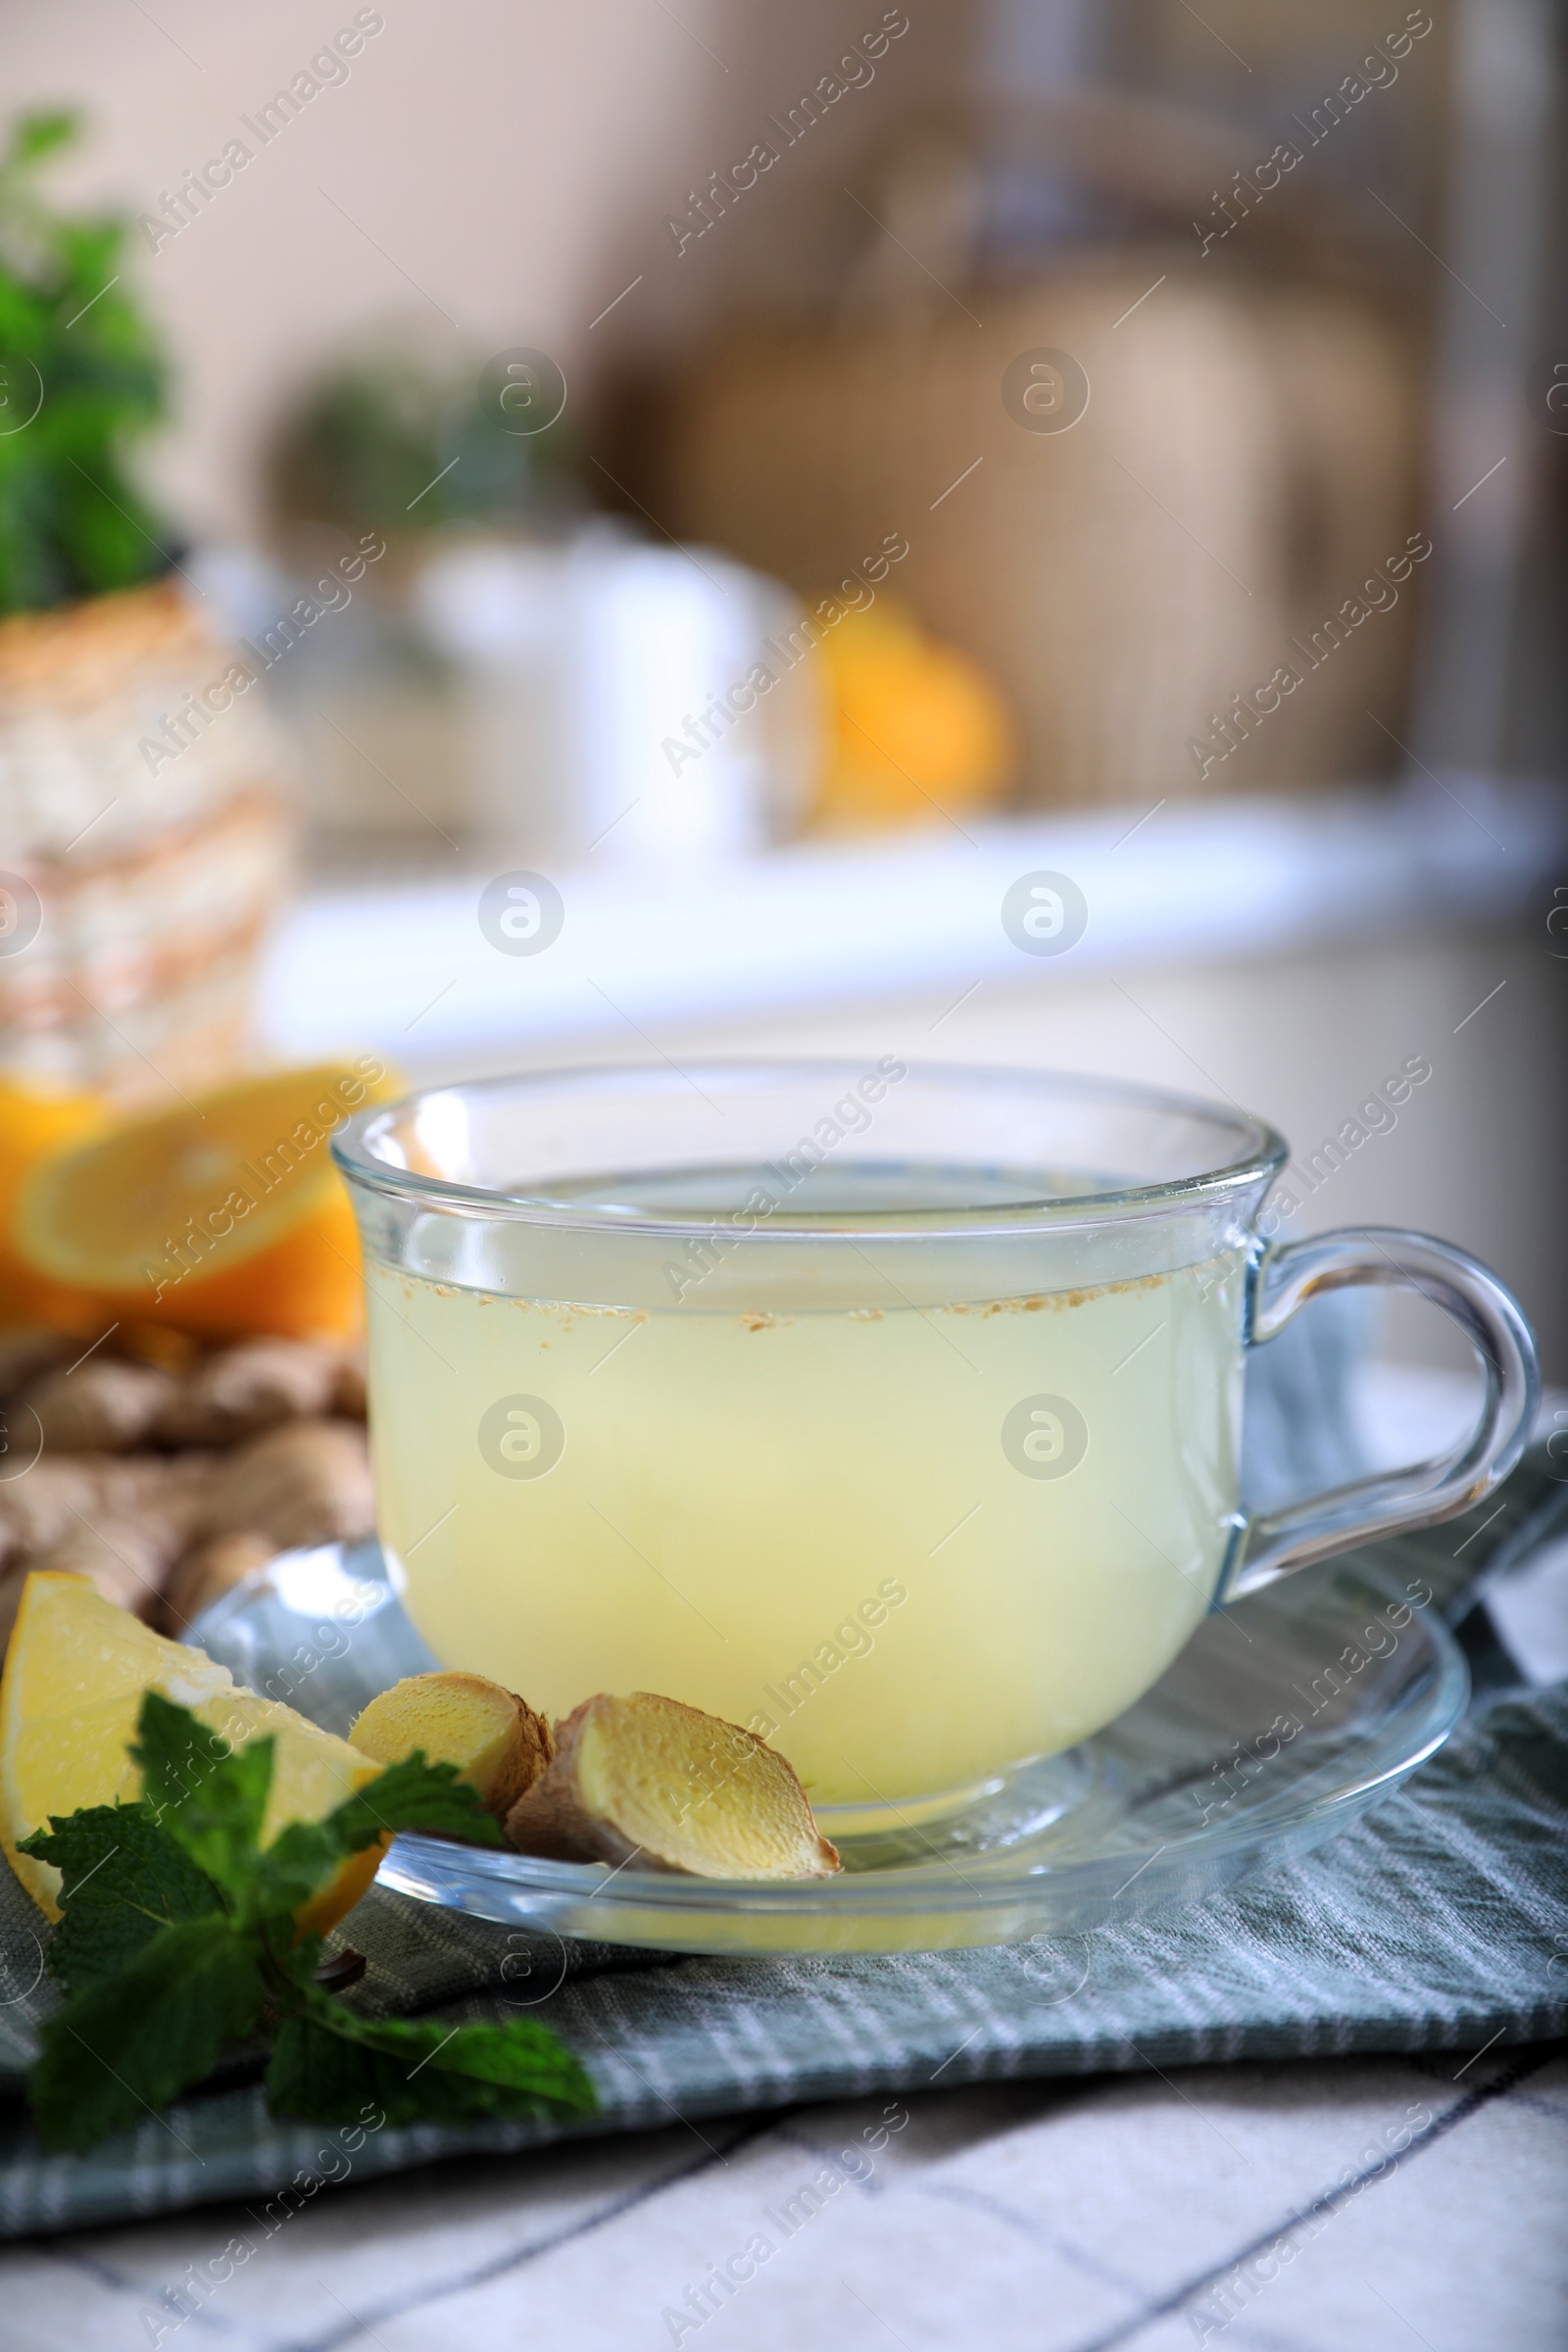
top-left (0, 108), bottom-right (170, 613)
top-left (4, 113), bottom-right (78, 174)
top-left (271, 346), bottom-right (578, 538)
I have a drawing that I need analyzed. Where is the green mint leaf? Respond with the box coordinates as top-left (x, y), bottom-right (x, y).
top-left (326, 1752), bottom-right (505, 1848)
top-left (244, 1822), bottom-right (342, 1919)
top-left (267, 2006), bottom-right (597, 2130)
top-left (365, 2013), bottom-right (597, 2114)
top-left (254, 1752), bottom-right (502, 1917)
top-left (265, 2014), bottom-right (422, 2126)
top-left (19, 1803), bottom-right (223, 1994)
top-left (20, 1717), bottom-right (582, 2153)
top-left (317, 1990), bottom-right (596, 2118)
top-left (28, 1918), bottom-right (265, 2155)
top-left (259, 1919), bottom-right (331, 2007)
top-left (129, 1691), bottom-right (273, 1895)
top-left (127, 1690), bottom-right (232, 1813)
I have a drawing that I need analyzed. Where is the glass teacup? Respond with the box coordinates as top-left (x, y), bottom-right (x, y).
top-left (334, 1061), bottom-right (1536, 1838)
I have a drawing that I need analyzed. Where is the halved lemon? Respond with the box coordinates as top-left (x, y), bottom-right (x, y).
top-left (0, 1573), bottom-right (384, 1930)
top-left (0, 1076), bottom-right (106, 1330)
top-left (13, 1060), bottom-right (395, 1339)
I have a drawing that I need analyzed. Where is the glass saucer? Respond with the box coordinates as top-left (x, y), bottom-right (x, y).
top-left (188, 1537), bottom-right (1466, 1954)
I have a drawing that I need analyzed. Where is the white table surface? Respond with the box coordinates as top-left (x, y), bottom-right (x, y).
top-left (6, 1367), bottom-right (1565, 2350)
top-left (259, 779), bottom-right (1568, 1068)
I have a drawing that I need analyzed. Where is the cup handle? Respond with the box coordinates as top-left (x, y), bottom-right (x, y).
top-left (1223, 1226), bottom-right (1540, 1601)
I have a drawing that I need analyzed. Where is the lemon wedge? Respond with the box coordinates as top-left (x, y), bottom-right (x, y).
top-left (0, 1572), bottom-right (383, 1928)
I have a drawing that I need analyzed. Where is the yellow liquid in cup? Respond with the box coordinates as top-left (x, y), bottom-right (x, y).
top-left (366, 1246), bottom-right (1248, 1815)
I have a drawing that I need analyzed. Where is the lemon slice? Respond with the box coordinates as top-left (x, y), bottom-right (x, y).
top-left (13, 1061), bottom-right (395, 1339)
top-left (0, 1075), bottom-right (105, 1331)
top-left (0, 1573), bottom-right (383, 1929)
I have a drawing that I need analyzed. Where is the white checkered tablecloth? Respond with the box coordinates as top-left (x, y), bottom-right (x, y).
top-left (7, 2046), bottom-right (1565, 2351)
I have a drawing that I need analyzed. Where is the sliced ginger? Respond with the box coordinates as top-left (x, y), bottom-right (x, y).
top-left (351, 1672), bottom-right (554, 1822)
top-left (506, 1690), bottom-right (841, 1880)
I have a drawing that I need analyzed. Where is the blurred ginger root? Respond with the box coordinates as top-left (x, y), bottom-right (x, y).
top-left (0, 1330), bottom-right (374, 1650)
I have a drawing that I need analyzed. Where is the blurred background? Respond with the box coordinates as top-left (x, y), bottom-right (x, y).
top-left (1, 0), bottom-right (1565, 1383)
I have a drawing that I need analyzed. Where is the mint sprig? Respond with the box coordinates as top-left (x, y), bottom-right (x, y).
top-left (18, 1692), bottom-right (596, 2154)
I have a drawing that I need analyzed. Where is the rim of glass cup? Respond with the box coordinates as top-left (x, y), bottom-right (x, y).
top-left (331, 1060), bottom-right (1290, 1239)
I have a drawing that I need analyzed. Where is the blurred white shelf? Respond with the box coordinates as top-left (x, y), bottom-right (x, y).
top-left (260, 777), bottom-right (1567, 1065)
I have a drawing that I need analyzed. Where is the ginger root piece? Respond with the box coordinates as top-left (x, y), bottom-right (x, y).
top-left (156, 1339), bottom-right (349, 1446)
top-left (22, 1359), bottom-right (179, 1453)
top-left (196, 1419), bottom-right (374, 1551)
top-left (506, 1691), bottom-right (841, 1880)
top-left (0, 1329), bottom-right (74, 1401)
top-left (160, 1530), bottom-right (278, 1634)
top-left (32, 1520), bottom-right (167, 1616)
top-left (330, 1347), bottom-right (368, 1421)
top-left (0, 1451), bottom-right (215, 1574)
top-left (0, 1456), bottom-right (117, 1563)
top-left (0, 1521), bottom-right (168, 1650)
top-left (0, 1565), bottom-right (24, 1655)
top-left (351, 1672), bottom-right (554, 1822)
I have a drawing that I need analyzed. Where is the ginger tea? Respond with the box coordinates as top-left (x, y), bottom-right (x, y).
top-left (366, 1226), bottom-right (1247, 1817)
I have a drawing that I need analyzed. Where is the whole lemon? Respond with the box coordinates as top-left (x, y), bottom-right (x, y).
top-left (812, 602), bottom-right (1015, 832)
